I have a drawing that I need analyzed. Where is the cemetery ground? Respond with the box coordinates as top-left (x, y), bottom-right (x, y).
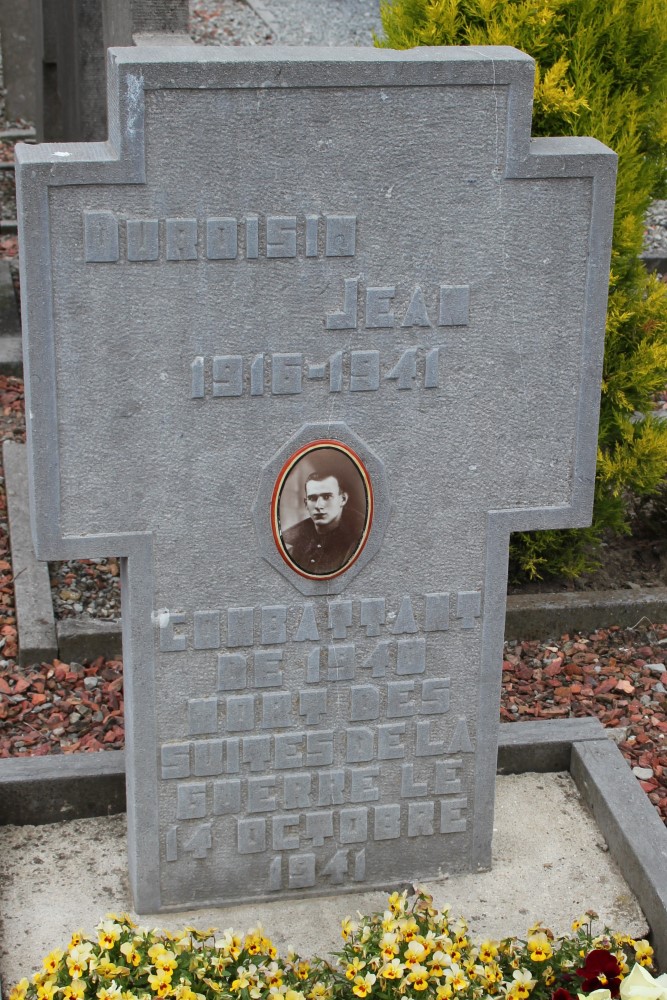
top-left (1, 5), bottom-right (667, 968)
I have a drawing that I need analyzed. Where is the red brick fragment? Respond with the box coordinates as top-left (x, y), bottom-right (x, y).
top-left (596, 677), bottom-right (617, 694)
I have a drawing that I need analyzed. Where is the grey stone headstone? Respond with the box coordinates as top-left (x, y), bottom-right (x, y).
top-left (34, 0), bottom-right (191, 141)
top-left (16, 46), bottom-right (616, 912)
top-left (0, 0), bottom-right (39, 122)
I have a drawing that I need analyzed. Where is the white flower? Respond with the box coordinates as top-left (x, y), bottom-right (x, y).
top-left (578, 991), bottom-right (611, 1000)
top-left (620, 965), bottom-right (667, 1000)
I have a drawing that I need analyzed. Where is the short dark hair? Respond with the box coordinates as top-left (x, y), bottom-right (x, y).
top-left (304, 470), bottom-right (347, 495)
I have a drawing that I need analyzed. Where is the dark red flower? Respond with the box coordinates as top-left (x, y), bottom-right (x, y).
top-left (552, 989), bottom-right (575, 1000)
top-left (576, 950), bottom-right (622, 996)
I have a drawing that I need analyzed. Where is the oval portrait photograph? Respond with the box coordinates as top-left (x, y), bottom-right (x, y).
top-left (271, 440), bottom-right (373, 580)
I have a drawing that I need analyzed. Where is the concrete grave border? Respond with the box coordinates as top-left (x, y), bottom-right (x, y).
top-left (1, 718), bottom-right (666, 969)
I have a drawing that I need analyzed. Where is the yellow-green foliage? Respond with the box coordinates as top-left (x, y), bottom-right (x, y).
top-left (377, 0), bottom-right (667, 581)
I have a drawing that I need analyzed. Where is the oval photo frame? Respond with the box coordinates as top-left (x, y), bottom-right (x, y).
top-left (271, 440), bottom-right (373, 581)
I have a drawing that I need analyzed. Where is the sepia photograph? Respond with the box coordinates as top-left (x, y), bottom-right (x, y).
top-left (272, 441), bottom-right (372, 579)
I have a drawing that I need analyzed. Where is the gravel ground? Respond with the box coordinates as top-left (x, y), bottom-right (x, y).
top-left (191, 0), bottom-right (382, 46)
top-left (645, 201), bottom-right (667, 254)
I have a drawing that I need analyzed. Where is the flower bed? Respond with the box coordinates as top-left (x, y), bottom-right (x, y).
top-left (9, 890), bottom-right (665, 1000)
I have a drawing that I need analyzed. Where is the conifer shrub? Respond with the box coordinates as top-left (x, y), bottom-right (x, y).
top-left (377, 0), bottom-right (667, 582)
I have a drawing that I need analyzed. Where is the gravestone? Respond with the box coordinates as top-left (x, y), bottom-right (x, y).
top-left (0, 0), bottom-right (39, 122)
top-left (16, 46), bottom-right (616, 912)
top-left (24, 0), bottom-right (191, 141)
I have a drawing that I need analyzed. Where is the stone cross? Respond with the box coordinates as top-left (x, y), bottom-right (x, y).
top-left (16, 46), bottom-right (616, 912)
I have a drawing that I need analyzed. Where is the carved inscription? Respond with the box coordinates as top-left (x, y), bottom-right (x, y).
top-left (190, 348), bottom-right (445, 399)
top-left (158, 590), bottom-right (481, 894)
top-left (83, 212), bottom-right (356, 262)
top-left (84, 210), bottom-right (470, 341)
top-left (325, 278), bottom-right (469, 330)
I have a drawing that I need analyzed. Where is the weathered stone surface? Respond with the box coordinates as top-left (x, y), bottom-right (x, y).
top-left (0, 260), bottom-right (21, 339)
top-left (0, 0), bottom-right (39, 122)
top-left (3, 441), bottom-right (57, 666)
top-left (16, 46), bottom-right (616, 912)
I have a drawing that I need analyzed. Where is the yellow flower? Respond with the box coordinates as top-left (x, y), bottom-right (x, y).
top-left (444, 964), bottom-right (468, 992)
top-left (571, 917), bottom-right (587, 932)
top-left (409, 965), bottom-right (430, 991)
top-left (202, 980), bottom-right (223, 994)
top-left (428, 950), bottom-right (448, 977)
top-left (148, 971), bottom-right (172, 996)
top-left (341, 918), bottom-right (356, 941)
top-left (186, 926), bottom-right (217, 943)
top-left (296, 962), bottom-right (310, 981)
top-left (482, 962), bottom-right (503, 986)
top-left (98, 921), bottom-right (123, 951)
top-left (307, 985), bottom-right (328, 1000)
top-left (36, 980), bottom-right (57, 1000)
top-left (98, 984), bottom-right (124, 1000)
top-left (527, 934), bottom-right (553, 963)
top-left (388, 891), bottom-right (406, 917)
top-left (171, 981), bottom-right (200, 1000)
top-left (245, 934), bottom-right (262, 956)
top-left (67, 944), bottom-right (94, 979)
top-left (480, 942), bottom-right (499, 964)
top-left (346, 958), bottom-right (366, 980)
top-left (68, 933), bottom-right (84, 950)
top-left (10, 979), bottom-right (30, 1000)
top-left (400, 919), bottom-right (420, 941)
top-left (265, 963), bottom-right (283, 989)
top-left (406, 941), bottom-right (427, 960)
top-left (96, 960), bottom-right (129, 980)
top-left (379, 959), bottom-right (404, 980)
top-left (508, 969), bottom-right (536, 1000)
top-left (154, 952), bottom-right (177, 975)
top-left (119, 942), bottom-right (142, 967)
top-left (436, 986), bottom-right (453, 1000)
top-left (634, 941), bottom-right (655, 967)
top-left (231, 971), bottom-right (251, 992)
top-left (352, 974), bottom-right (376, 998)
top-left (616, 953), bottom-right (631, 977)
top-left (216, 932), bottom-right (243, 960)
top-left (43, 951), bottom-right (64, 976)
top-left (60, 983), bottom-right (86, 1000)
top-left (284, 992), bottom-right (305, 1000)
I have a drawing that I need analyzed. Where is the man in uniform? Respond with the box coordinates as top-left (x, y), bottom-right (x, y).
top-left (282, 470), bottom-right (366, 575)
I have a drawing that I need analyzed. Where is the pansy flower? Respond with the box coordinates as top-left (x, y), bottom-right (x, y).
top-left (576, 950), bottom-right (622, 996)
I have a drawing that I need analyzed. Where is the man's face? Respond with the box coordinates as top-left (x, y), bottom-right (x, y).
top-left (305, 475), bottom-right (348, 530)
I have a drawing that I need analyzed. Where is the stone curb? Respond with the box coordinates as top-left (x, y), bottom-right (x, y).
top-left (571, 739), bottom-right (667, 973)
top-left (505, 586), bottom-right (667, 639)
top-left (1, 718), bottom-right (666, 967)
top-left (641, 252), bottom-right (667, 276)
